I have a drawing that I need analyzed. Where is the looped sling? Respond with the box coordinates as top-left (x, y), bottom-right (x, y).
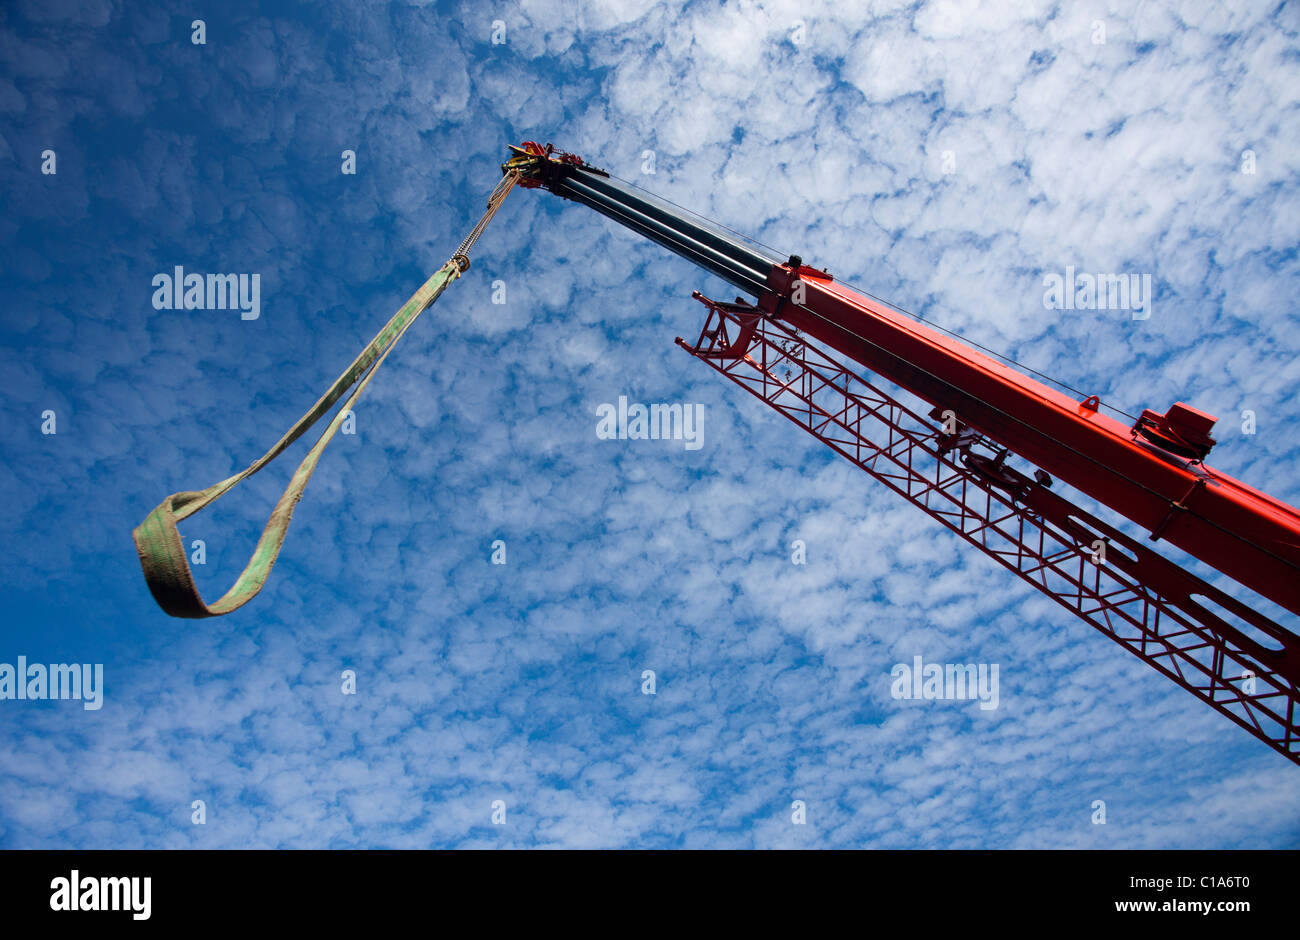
top-left (133, 172), bottom-right (519, 618)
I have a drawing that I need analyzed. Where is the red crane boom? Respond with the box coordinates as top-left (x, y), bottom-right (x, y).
top-left (507, 141), bottom-right (1300, 764)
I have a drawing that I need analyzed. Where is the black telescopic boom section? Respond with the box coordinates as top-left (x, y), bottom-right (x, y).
top-left (545, 167), bottom-right (782, 297)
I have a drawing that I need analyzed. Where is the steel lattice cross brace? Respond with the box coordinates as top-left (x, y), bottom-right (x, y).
top-left (677, 293), bottom-right (1299, 765)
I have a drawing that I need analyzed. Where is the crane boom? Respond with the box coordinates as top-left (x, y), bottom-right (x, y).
top-left (507, 141), bottom-right (1300, 764)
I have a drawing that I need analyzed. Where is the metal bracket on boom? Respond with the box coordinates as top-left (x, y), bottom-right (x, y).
top-left (502, 141), bottom-right (609, 190)
top-left (928, 406), bottom-right (1054, 497)
top-left (676, 292), bottom-right (764, 361)
top-left (1132, 402), bottom-right (1218, 462)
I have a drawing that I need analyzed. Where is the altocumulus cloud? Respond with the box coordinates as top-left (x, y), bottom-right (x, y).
top-left (0, 0), bottom-right (1297, 848)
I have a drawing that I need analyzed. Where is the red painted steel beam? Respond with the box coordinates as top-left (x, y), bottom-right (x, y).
top-left (757, 262), bottom-right (1300, 622)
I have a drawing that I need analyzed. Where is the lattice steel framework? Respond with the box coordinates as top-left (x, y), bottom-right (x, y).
top-left (678, 292), bottom-right (1299, 765)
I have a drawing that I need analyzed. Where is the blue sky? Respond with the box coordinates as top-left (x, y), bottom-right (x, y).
top-left (1, 0), bottom-right (1299, 848)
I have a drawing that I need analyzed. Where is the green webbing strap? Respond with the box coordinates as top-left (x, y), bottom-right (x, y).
top-left (135, 170), bottom-right (520, 618)
top-left (132, 256), bottom-right (467, 618)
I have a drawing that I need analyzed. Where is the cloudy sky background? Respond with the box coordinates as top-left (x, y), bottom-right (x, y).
top-left (1, 0), bottom-right (1298, 848)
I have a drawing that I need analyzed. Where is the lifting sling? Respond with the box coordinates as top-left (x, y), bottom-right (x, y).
top-left (132, 171), bottom-right (520, 618)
